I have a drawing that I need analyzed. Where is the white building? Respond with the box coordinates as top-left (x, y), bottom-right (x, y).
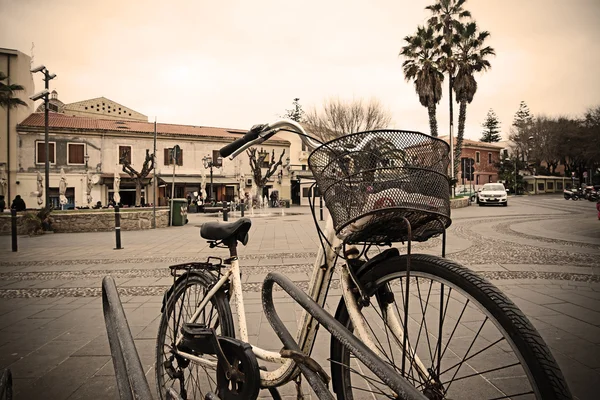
top-left (16, 112), bottom-right (291, 208)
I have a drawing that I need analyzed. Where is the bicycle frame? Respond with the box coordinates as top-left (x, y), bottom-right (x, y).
top-left (173, 214), bottom-right (432, 389)
top-left (171, 119), bottom-right (432, 390)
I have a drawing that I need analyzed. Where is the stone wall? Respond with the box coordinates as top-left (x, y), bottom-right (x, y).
top-left (450, 197), bottom-right (469, 209)
top-left (0, 209), bottom-right (169, 235)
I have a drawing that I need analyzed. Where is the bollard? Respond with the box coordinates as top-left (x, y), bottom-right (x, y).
top-left (240, 199), bottom-right (244, 217)
top-left (222, 202), bottom-right (229, 221)
top-left (114, 206), bottom-right (123, 250)
top-left (11, 209), bottom-right (17, 252)
top-left (319, 195), bottom-right (324, 221)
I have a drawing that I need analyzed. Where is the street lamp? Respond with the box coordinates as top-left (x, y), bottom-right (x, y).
top-left (202, 154), bottom-right (222, 203)
top-left (30, 65), bottom-right (57, 210)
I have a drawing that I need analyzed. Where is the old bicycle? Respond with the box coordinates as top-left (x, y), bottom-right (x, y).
top-left (155, 120), bottom-right (571, 399)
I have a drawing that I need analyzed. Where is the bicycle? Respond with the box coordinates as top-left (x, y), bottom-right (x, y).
top-left (155, 120), bottom-right (572, 399)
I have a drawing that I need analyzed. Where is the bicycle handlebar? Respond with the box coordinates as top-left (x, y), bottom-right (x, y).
top-left (219, 119), bottom-right (322, 159)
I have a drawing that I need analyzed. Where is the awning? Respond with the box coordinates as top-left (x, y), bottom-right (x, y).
top-left (159, 176), bottom-right (203, 184)
top-left (157, 176), bottom-right (241, 185)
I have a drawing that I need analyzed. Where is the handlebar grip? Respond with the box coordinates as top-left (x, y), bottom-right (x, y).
top-left (219, 124), bottom-right (267, 157)
top-left (220, 136), bottom-right (252, 158)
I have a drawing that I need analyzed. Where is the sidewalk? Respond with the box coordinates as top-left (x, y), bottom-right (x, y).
top-left (0, 199), bottom-right (598, 399)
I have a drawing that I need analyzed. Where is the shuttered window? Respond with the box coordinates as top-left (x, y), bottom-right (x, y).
top-left (36, 142), bottom-right (55, 164)
top-left (119, 146), bottom-right (131, 164)
top-left (164, 148), bottom-right (183, 166)
top-left (68, 143), bottom-right (85, 164)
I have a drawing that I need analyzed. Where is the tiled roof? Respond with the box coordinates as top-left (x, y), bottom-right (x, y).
top-left (438, 136), bottom-right (504, 149)
top-left (18, 113), bottom-right (254, 140)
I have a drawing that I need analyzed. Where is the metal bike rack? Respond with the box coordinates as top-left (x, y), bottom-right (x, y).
top-left (0, 368), bottom-right (12, 400)
top-left (102, 276), bottom-right (153, 400)
top-left (262, 272), bottom-right (428, 400)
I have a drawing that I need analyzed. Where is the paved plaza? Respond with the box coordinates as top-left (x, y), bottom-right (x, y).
top-left (0, 195), bottom-right (599, 399)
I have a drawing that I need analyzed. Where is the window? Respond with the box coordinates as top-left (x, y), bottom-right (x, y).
top-left (302, 187), bottom-right (321, 198)
top-left (68, 143), bottom-right (85, 164)
top-left (36, 141), bottom-right (56, 164)
top-left (537, 182), bottom-right (545, 192)
top-left (488, 153), bottom-right (492, 164)
top-left (259, 150), bottom-right (270, 168)
top-left (119, 146), bottom-right (131, 164)
top-left (164, 148), bottom-right (183, 166)
top-left (547, 181), bottom-right (554, 190)
top-left (475, 151), bottom-right (480, 164)
top-left (556, 182), bottom-right (563, 190)
top-left (503, 149), bottom-right (508, 158)
top-left (212, 150), bottom-right (222, 167)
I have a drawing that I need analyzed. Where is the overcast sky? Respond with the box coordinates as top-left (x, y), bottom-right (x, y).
top-left (2, 0), bottom-right (599, 140)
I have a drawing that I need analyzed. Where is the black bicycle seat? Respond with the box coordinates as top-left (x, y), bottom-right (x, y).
top-left (200, 218), bottom-right (252, 245)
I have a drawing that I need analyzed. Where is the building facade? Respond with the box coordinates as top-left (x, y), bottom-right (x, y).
top-left (441, 137), bottom-right (503, 186)
top-left (0, 48), bottom-right (35, 204)
top-left (16, 113), bottom-right (291, 208)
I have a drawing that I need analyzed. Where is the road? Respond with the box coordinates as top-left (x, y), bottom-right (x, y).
top-left (0, 194), bottom-right (598, 399)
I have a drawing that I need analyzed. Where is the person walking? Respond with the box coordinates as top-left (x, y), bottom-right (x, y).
top-left (596, 197), bottom-right (600, 220)
top-left (0, 195), bottom-right (5, 212)
top-left (11, 195), bottom-right (26, 211)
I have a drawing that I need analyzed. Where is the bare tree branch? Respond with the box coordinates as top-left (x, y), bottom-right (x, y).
top-left (305, 97), bottom-right (392, 142)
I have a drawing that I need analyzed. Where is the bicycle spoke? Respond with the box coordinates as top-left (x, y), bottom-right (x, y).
top-left (330, 359), bottom-right (398, 398)
top-left (409, 277), bottom-right (434, 379)
top-left (444, 361), bottom-right (521, 384)
top-left (439, 298), bottom-right (470, 361)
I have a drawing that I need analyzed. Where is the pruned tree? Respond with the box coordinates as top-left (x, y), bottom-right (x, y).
top-left (247, 147), bottom-right (286, 204)
top-left (480, 108), bottom-right (501, 142)
top-left (120, 149), bottom-right (155, 206)
top-left (305, 98), bottom-right (392, 142)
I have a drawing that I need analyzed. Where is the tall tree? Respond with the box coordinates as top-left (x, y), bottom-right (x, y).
top-left (480, 108), bottom-right (501, 142)
top-left (282, 97), bottom-right (306, 123)
top-left (305, 97), bottom-right (392, 142)
top-left (0, 71), bottom-right (27, 110)
top-left (509, 101), bottom-right (534, 162)
top-left (451, 21), bottom-right (494, 175)
top-left (426, 0), bottom-right (472, 175)
top-left (247, 147), bottom-right (286, 204)
top-left (400, 25), bottom-right (444, 137)
top-left (120, 149), bottom-right (155, 207)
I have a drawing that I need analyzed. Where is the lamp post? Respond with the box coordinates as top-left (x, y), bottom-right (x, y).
top-left (202, 154), bottom-right (222, 203)
top-left (30, 65), bottom-right (56, 210)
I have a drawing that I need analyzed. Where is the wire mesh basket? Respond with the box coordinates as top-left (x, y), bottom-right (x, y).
top-left (308, 129), bottom-right (451, 244)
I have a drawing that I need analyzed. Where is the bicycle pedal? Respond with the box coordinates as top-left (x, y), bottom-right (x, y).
top-left (178, 323), bottom-right (217, 355)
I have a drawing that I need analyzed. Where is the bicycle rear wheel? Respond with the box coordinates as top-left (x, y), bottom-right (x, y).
top-left (156, 272), bottom-right (235, 400)
top-left (330, 254), bottom-right (571, 400)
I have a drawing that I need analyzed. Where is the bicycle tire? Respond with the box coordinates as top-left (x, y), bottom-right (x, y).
top-left (330, 254), bottom-right (572, 400)
top-left (156, 271), bottom-right (235, 400)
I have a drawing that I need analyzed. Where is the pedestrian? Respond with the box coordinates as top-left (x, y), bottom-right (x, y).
top-left (11, 195), bottom-right (26, 211)
top-left (597, 198), bottom-right (600, 220)
top-left (0, 195), bottom-right (5, 212)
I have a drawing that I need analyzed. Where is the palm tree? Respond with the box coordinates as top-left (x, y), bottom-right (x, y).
top-left (400, 25), bottom-right (445, 137)
top-left (426, 0), bottom-right (472, 176)
top-left (452, 21), bottom-right (495, 175)
top-left (0, 71), bottom-right (27, 110)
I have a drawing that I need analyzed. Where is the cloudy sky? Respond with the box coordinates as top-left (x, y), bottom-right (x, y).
top-left (2, 0), bottom-right (599, 140)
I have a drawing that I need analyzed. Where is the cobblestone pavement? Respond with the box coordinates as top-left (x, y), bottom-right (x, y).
top-left (0, 195), bottom-right (598, 399)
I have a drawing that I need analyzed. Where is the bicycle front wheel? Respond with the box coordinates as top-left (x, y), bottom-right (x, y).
top-left (156, 272), bottom-right (235, 400)
top-left (330, 254), bottom-right (571, 400)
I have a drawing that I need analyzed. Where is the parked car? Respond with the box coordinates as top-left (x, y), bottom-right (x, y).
top-left (455, 185), bottom-right (477, 202)
top-left (477, 183), bottom-right (508, 206)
